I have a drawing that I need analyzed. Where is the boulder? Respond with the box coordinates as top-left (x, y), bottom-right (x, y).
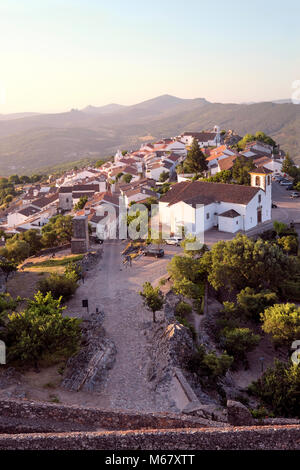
top-left (227, 400), bottom-right (254, 426)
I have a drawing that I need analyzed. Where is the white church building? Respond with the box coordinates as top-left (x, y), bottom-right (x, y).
top-left (159, 167), bottom-right (272, 235)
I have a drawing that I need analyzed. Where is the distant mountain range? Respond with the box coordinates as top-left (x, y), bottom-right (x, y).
top-left (0, 94), bottom-right (299, 175)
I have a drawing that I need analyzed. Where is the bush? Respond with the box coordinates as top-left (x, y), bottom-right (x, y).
top-left (0, 293), bottom-right (18, 326)
top-left (248, 360), bottom-right (300, 417)
top-left (64, 261), bottom-right (81, 282)
top-left (220, 327), bottom-right (260, 361)
top-left (277, 235), bottom-right (298, 255)
top-left (188, 344), bottom-right (233, 380)
top-left (260, 303), bottom-right (300, 346)
top-left (175, 301), bottom-right (192, 318)
top-left (259, 230), bottom-right (277, 241)
top-left (250, 406), bottom-right (273, 420)
top-left (236, 288), bottom-right (278, 322)
top-left (2, 292), bottom-right (81, 368)
top-left (38, 273), bottom-right (78, 301)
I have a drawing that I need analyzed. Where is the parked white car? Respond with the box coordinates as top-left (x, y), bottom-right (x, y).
top-left (164, 237), bottom-right (181, 246)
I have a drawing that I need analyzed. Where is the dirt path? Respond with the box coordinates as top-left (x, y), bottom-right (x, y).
top-left (65, 240), bottom-right (177, 412)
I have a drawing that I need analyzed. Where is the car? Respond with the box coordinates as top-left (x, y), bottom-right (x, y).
top-left (280, 180), bottom-right (293, 186)
top-left (165, 237), bottom-right (181, 246)
top-left (290, 192), bottom-right (299, 198)
top-left (91, 236), bottom-right (104, 244)
top-left (143, 248), bottom-right (165, 258)
top-left (286, 184), bottom-right (294, 190)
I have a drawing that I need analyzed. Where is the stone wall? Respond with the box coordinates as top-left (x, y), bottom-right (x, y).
top-left (0, 426), bottom-right (299, 450)
top-left (0, 399), bottom-right (216, 433)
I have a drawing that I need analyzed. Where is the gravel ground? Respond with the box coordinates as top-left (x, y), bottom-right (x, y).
top-left (65, 240), bottom-right (181, 412)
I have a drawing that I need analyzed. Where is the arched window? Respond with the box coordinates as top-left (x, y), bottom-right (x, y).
top-left (255, 176), bottom-right (260, 186)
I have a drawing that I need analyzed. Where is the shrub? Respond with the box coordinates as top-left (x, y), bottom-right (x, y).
top-left (236, 288), bottom-right (278, 322)
top-left (38, 273), bottom-right (78, 301)
top-left (250, 406), bottom-right (272, 420)
top-left (188, 344), bottom-right (233, 379)
top-left (277, 235), bottom-right (298, 255)
top-left (3, 292), bottom-right (81, 368)
top-left (175, 301), bottom-right (192, 318)
top-left (248, 360), bottom-right (300, 417)
top-left (260, 303), bottom-right (300, 346)
top-left (64, 261), bottom-right (81, 282)
top-left (220, 327), bottom-right (260, 361)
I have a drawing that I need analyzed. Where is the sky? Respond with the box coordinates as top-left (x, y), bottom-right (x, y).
top-left (0, 0), bottom-right (300, 113)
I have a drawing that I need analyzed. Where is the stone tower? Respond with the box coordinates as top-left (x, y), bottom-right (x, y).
top-left (249, 167), bottom-right (272, 223)
top-left (71, 216), bottom-right (89, 254)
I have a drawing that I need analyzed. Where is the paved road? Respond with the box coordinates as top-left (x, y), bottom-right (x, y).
top-left (67, 240), bottom-right (181, 412)
top-left (272, 181), bottom-right (300, 223)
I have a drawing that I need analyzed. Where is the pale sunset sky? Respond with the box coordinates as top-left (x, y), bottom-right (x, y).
top-left (0, 0), bottom-right (299, 113)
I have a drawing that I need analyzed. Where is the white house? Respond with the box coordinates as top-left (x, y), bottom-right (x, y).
top-left (159, 167), bottom-right (272, 235)
top-left (179, 126), bottom-right (222, 148)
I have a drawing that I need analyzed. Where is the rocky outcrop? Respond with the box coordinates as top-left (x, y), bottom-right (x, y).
top-left (62, 312), bottom-right (116, 392)
top-left (227, 400), bottom-right (255, 426)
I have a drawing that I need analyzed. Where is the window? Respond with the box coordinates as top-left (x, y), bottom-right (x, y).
top-left (206, 213), bottom-right (210, 220)
top-left (258, 194), bottom-right (261, 203)
top-left (267, 175), bottom-right (271, 185)
top-left (66, 198), bottom-right (69, 202)
top-left (236, 220), bottom-right (239, 225)
top-left (255, 176), bottom-right (260, 186)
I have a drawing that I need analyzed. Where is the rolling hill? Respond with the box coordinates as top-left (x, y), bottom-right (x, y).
top-left (0, 95), bottom-right (299, 175)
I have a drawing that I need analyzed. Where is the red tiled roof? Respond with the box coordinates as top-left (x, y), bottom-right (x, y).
top-left (160, 181), bottom-right (260, 207)
top-left (219, 209), bottom-right (241, 218)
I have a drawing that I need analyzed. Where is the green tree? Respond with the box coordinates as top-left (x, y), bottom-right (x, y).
top-left (8, 174), bottom-right (20, 185)
top-left (188, 344), bottom-right (233, 380)
top-left (122, 174), bottom-right (133, 184)
top-left (74, 196), bottom-right (88, 211)
top-left (260, 303), bottom-right (300, 346)
top-left (273, 220), bottom-right (288, 236)
top-left (3, 292), bottom-right (81, 368)
top-left (95, 159), bottom-right (105, 168)
top-left (277, 235), bottom-right (298, 255)
top-left (220, 327), bottom-right (260, 361)
top-left (167, 255), bottom-right (206, 299)
top-left (0, 259), bottom-right (17, 282)
top-left (159, 171), bottom-right (169, 182)
top-left (38, 272), bottom-right (78, 301)
top-left (4, 239), bottom-right (30, 262)
top-left (19, 229), bottom-right (42, 256)
top-left (140, 282), bottom-right (164, 323)
top-left (232, 156), bottom-right (255, 185)
top-left (181, 237), bottom-right (209, 258)
top-left (236, 287), bottom-right (278, 321)
top-left (175, 301), bottom-right (192, 318)
top-left (183, 139), bottom-right (208, 174)
top-left (202, 233), bottom-right (296, 292)
top-left (115, 172), bottom-right (124, 181)
top-left (41, 215), bottom-right (73, 245)
top-left (281, 153), bottom-right (299, 178)
top-left (248, 360), bottom-right (300, 417)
